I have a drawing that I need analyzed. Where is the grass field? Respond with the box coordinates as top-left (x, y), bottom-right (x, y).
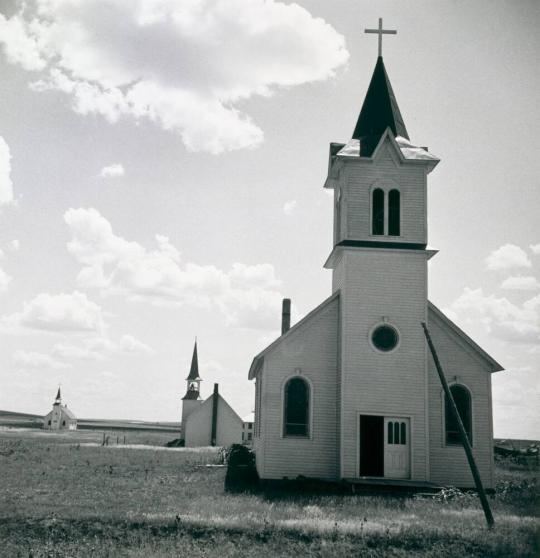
top-left (0, 429), bottom-right (538, 557)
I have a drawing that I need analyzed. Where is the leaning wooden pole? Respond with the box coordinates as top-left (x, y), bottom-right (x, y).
top-left (421, 322), bottom-right (495, 529)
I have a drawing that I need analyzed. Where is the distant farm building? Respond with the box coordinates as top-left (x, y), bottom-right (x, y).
top-left (242, 413), bottom-right (254, 446)
top-left (44, 388), bottom-right (77, 431)
top-left (181, 341), bottom-right (243, 447)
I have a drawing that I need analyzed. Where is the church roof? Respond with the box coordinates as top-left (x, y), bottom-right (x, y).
top-left (61, 405), bottom-right (77, 420)
top-left (427, 302), bottom-right (504, 373)
top-left (182, 389), bottom-right (201, 401)
top-left (186, 341), bottom-right (201, 381)
top-left (248, 291), bottom-right (340, 380)
top-left (352, 56), bottom-right (408, 156)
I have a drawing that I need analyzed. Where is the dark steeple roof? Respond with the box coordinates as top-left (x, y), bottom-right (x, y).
top-left (186, 340), bottom-right (201, 381)
top-left (352, 56), bottom-right (409, 156)
top-left (54, 387), bottom-right (61, 404)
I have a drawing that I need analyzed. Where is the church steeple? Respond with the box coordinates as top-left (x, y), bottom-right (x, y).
top-left (352, 56), bottom-right (409, 157)
top-left (54, 386), bottom-right (61, 406)
top-left (182, 340), bottom-right (202, 400)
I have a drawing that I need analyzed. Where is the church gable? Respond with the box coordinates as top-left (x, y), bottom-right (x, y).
top-left (427, 302), bottom-right (503, 374)
top-left (248, 291), bottom-right (340, 380)
top-left (185, 393), bottom-right (243, 448)
top-left (252, 292), bottom-right (340, 480)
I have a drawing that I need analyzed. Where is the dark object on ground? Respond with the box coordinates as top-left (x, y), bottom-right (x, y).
top-left (165, 438), bottom-right (185, 448)
top-left (495, 441), bottom-right (539, 468)
top-left (224, 444), bottom-right (258, 491)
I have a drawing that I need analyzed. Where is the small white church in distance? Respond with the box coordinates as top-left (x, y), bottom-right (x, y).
top-left (248, 26), bottom-right (503, 489)
top-left (44, 388), bottom-right (77, 431)
top-left (180, 341), bottom-right (245, 447)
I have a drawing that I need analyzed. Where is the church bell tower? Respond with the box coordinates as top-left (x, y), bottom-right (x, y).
top-left (324, 20), bottom-right (440, 480)
top-left (181, 340), bottom-right (203, 440)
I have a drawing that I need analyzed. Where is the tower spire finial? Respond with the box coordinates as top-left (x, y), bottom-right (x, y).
top-left (364, 17), bottom-right (397, 57)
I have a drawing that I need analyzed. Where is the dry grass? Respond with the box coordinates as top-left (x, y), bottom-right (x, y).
top-left (0, 429), bottom-right (538, 557)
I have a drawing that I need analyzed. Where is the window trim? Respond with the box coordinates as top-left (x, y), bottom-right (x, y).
top-left (442, 383), bottom-right (474, 448)
top-left (368, 181), bottom-right (403, 239)
top-left (281, 374), bottom-right (313, 440)
top-left (388, 188), bottom-right (401, 237)
top-left (371, 187), bottom-right (385, 236)
top-left (368, 321), bottom-right (401, 354)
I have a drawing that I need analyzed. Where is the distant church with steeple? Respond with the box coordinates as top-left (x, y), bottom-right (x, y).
top-left (248, 20), bottom-right (503, 488)
top-left (180, 341), bottom-right (245, 447)
top-left (43, 387), bottom-right (77, 431)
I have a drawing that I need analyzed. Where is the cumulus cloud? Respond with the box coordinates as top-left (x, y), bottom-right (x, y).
top-left (8, 239), bottom-right (20, 251)
top-left (283, 200), bottom-right (297, 216)
top-left (1, 0), bottom-right (348, 154)
top-left (0, 267), bottom-right (12, 292)
top-left (530, 243), bottom-right (540, 255)
top-left (13, 350), bottom-right (70, 370)
top-left (100, 163), bottom-right (125, 178)
top-left (64, 207), bottom-right (286, 330)
top-left (485, 244), bottom-right (531, 271)
top-left (500, 275), bottom-right (540, 291)
top-left (0, 135), bottom-right (14, 206)
top-left (2, 291), bottom-right (105, 333)
top-left (449, 287), bottom-right (540, 345)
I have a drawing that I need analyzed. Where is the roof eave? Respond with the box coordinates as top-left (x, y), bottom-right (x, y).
top-left (428, 301), bottom-right (504, 373)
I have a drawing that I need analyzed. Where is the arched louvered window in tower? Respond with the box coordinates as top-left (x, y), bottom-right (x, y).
top-left (388, 189), bottom-right (400, 236)
top-left (445, 384), bottom-right (472, 445)
top-left (372, 188), bottom-right (385, 235)
top-left (284, 377), bottom-right (310, 437)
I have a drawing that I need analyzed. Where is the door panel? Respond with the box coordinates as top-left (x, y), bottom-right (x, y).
top-left (384, 417), bottom-right (410, 479)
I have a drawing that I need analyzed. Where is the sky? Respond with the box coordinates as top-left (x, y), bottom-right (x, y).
top-left (0, 0), bottom-right (538, 439)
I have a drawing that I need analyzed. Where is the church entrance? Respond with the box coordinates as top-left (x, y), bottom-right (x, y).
top-left (359, 415), bottom-right (410, 478)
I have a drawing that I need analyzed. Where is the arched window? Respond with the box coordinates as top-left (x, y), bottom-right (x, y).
top-left (284, 377), bottom-right (310, 437)
top-left (372, 188), bottom-right (385, 235)
top-left (445, 384), bottom-right (472, 445)
top-left (388, 189), bottom-right (400, 236)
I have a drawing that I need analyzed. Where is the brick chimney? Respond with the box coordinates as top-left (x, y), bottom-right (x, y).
top-left (210, 383), bottom-right (219, 447)
top-left (281, 298), bottom-right (291, 335)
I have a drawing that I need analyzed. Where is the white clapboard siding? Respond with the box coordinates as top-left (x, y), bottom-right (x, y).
top-left (336, 248), bottom-right (429, 480)
top-left (336, 138), bottom-right (427, 245)
top-left (427, 308), bottom-right (495, 489)
top-left (185, 394), bottom-right (243, 448)
top-left (257, 295), bottom-right (340, 480)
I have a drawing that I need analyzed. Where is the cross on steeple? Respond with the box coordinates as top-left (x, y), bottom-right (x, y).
top-left (364, 18), bottom-right (397, 57)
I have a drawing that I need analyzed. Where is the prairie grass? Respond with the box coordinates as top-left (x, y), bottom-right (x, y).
top-left (0, 429), bottom-right (538, 557)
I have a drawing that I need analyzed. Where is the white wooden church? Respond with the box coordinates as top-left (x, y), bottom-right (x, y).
top-left (248, 24), bottom-right (503, 489)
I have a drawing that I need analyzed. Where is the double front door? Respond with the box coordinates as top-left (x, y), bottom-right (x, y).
top-left (359, 415), bottom-right (410, 479)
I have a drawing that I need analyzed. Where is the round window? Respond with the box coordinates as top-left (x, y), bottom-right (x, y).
top-left (371, 324), bottom-right (399, 352)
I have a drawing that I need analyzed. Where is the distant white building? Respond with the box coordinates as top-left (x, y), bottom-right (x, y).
top-left (44, 388), bottom-right (77, 431)
top-left (242, 413), bottom-right (254, 446)
top-left (181, 341), bottom-right (243, 447)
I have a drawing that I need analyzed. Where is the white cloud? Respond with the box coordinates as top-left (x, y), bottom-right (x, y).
top-left (100, 163), bottom-right (125, 178)
top-left (64, 207), bottom-right (287, 330)
top-left (500, 275), bottom-right (540, 291)
top-left (283, 200), bottom-right (297, 216)
top-left (1, 0), bottom-right (348, 154)
top-left (485, 244), bottom-right (531, 271)
top-left (8, 239), bottom-right (20, 251)
top-left (13, 350), bottom-right (70, 370)
top-left (0, 136), bottom-right (14, 206)
top-left (2, 291), bottom-right (105, 333)
top-left (449, 287), bottom-right (540, 345)
top-left (52, 333), bottom-right (153, 360)
top-left (0, 13), bottom-right (47, 71)
top-left (0, 267), bottom-right (12, 292)
top-left (530, 243), bottom-right (540, 255)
